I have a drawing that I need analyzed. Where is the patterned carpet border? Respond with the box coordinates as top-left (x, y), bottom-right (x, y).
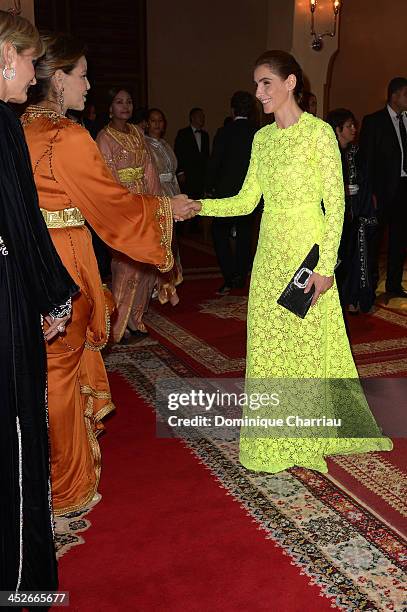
top-left (145, 300), bottom-right (407, 377)
top-left (105, 343), bottom-right (407, 612)
top-left (144, 309), bottom-right (246, 374)
top-left (331, 454), bottom-right (407, 520)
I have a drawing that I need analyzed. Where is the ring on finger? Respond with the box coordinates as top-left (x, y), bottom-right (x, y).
top-left (57, 324), bottom-right (65, 333)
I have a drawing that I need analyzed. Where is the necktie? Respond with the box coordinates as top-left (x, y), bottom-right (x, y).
top-left (194, 128), bottom-right (202, 152)
top-left (397, 112), bottom-right (407, 173)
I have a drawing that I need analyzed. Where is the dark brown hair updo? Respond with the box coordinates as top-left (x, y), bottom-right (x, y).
top-left (29, 32), bottom-right (86, 104)
top-left (255, 50), bottom-right (304, 101)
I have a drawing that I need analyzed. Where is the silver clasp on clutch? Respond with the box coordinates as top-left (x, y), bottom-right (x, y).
top-left (293, 267), bottom-right (313, 289)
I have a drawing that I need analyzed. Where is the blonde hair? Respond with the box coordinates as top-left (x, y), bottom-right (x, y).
top-left (0, 9), bottom-right (44, 60)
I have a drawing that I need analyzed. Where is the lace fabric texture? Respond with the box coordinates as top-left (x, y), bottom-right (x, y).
top-left (201, 112), bottom-right (392, 473)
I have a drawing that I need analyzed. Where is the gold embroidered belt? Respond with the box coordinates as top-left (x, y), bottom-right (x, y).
top-left (118, 166), bottom-right (144, 183)
top-left (40, 206), bottom-right (85, 229)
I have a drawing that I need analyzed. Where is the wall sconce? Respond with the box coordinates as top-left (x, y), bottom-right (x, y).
top-left (310, 0), bottom-right (341, 51)
top-left (8, 1), bottom-right (22, 16)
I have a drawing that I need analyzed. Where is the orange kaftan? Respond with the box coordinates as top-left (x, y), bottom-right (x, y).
top-left (22, 107), bottom-right (173, 514)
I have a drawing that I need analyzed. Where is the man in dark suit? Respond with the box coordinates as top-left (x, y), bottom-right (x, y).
top-left (359, 77), bottom-right (407, 297)
top-left (205, 91), bottom-right (257, 293)
top-left (174, 107), bottom-right (210, 199)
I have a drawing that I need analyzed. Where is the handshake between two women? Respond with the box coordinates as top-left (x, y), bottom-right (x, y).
top-left (170, 194), bottom-right (202, 222)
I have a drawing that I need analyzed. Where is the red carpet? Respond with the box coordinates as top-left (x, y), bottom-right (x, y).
top-left (327, 438), bottom-right (407, 537)
top-left (58, 373), bottom-right (334, 611)
top-left (147, 277), bottom-right (247, 376)
top-left (346, 307), bottom-right (407, 343)
top-left (178, 237), bottom-right (219, 270)
top-left (144, 268), bottom-right (407, 549)
top-left (146, 275), bottom-right (407, 379)
top-left (155, 237), bottom-right (407, 377)
top-left (57, 240), bottom-right (406, 610)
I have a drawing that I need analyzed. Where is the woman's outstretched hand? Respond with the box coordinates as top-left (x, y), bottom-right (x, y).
top-left (304, 272), bottom-right (334, 307)
top-left (170, 195), bottom-right (201, 221)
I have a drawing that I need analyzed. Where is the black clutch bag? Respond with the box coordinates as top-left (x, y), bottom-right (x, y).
top-left (277, 244), bottom-right (319, 318)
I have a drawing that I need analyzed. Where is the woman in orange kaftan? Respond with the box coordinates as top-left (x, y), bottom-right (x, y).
top-left (22, 34), bottom-right (197, 515)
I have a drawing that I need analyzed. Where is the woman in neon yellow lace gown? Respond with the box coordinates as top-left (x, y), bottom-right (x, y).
top-left (198, 51), bottom-right (392, 473)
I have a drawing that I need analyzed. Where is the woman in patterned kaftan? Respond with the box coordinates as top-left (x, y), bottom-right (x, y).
top-left (96, 89), bottom-right (163, 341)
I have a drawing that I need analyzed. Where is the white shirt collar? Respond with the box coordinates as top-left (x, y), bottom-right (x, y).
top-left (387, 104), bottom-right (405, 120)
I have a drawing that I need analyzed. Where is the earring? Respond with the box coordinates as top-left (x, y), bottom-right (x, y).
top-left (2, 66), bottom-right (16, 80)
top-left (58, 88), bottom-right (64, 113)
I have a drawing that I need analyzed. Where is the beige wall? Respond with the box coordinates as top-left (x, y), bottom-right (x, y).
top-left (147, 0), bottom-right (269, 145)
top-left (266, 0), bottom-right (294, 51)
top-left (14, 1), bottom-right (400, 136)
top-left (148, 0), bottom-right (407, 132)
top-left (291, 0), bottom-right (340, 117)
top-left (147, 0), bottom-right (344, 142)
top-left (329, 0), bottom-right (407, 122)
top-left (0, 0), bottom-right (34, 21)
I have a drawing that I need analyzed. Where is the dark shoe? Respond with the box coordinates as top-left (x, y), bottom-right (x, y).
top-left (347, 304), bottom-right (359, 315)
top-left (216, 283), bottom-right (232, 295)
top-left (385, 287), bottom-right (407, 298)
top-left (232, 276), bottom-right (246, 289)
top-left (127, 327), bottom-right (149, 338)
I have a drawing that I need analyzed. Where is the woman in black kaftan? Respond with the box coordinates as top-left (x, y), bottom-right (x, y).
top-left (327, 108), bottom-right (377, 313)
top-left (0, 10), bottom-right (77, 595)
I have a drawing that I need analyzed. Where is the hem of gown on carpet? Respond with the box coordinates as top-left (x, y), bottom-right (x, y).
top-left (53, 390), bottom-right (115, 516)
top-left (239, 436), bottom-right (393, 474)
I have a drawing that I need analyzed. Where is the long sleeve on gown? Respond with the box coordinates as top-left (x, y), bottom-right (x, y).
top-left (200, 135), bottom-right (262, 216)
top-left (52, 125), bottom-right (172, 271)
top-left (196, 112), bottom-right (391, 473)
top-left (313, 123), bottom-right (345, 276)
top-left (23, 115), bottom-right (173, 273)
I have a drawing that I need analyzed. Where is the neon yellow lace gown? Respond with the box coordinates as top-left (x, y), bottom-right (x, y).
top-left (200, 112), bottom-right (392, 473)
